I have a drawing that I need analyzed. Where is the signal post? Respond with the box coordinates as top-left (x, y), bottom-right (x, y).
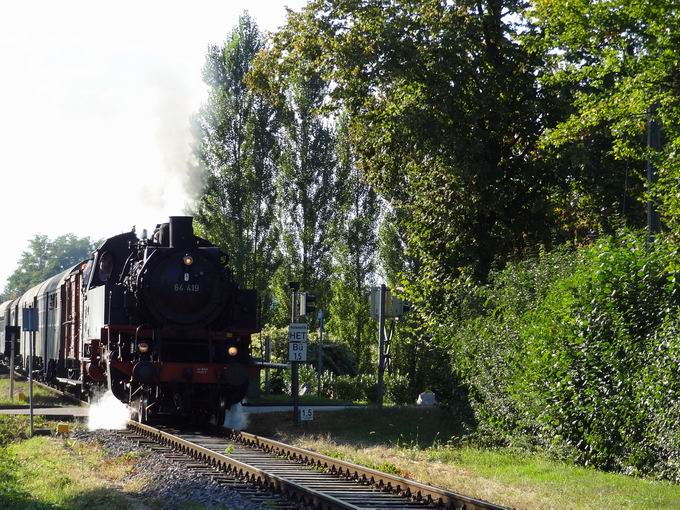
top-left (289, 283), bottom-right (316, 425)
top-left (371, 285), bottom-right (409, 408)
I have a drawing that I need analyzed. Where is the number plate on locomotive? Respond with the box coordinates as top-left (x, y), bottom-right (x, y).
top-left (173, 283), bottom-right (201, 292)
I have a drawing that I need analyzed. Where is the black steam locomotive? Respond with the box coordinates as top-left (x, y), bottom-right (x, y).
top-left (0, 216), bottom-right (259, 424)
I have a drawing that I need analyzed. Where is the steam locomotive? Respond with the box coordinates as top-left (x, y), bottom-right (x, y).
top-left (0, 216), bottom-right (259, 424)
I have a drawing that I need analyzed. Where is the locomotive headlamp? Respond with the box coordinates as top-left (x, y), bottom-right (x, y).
top-left (182, 255), bottom-right (194, 266)
top-left (138, 342), bottom-right (150, 353)
top-left (228, 346), bottom-right (239, 357)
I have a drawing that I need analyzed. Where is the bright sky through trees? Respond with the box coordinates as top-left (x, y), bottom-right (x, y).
top-left (0, 0), bottom-right (306, 289)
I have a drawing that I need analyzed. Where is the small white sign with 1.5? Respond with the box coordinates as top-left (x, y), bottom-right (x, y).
top-left (300, 407), bottom-right (314, 421)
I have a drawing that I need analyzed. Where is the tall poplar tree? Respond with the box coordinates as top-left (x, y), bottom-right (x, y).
top-left (193, 13), bottom-right (280, 322)
top-left (272, 71), bottom-right (337, 318)
top-left (327, 113), bottom-right (379, 370)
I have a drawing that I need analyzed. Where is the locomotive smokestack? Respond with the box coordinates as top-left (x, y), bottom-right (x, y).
top-left (169, 216), bottom-right (194, 249)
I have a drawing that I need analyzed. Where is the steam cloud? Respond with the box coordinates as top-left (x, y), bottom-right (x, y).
top-left (224, 403), bottom-right (249, 431)
top-left (87, 389), bottom-right (131, 431)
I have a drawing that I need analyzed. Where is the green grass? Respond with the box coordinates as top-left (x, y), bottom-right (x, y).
top-left (0, 375), bottom-right (71, 407)
top-left (427, 446), bottom-right (680, 509)
top-left (246, 408), bottom-right (680, 509)
top-left (0, 415), bottom-right (55, 446)
top-left (0, 416), bottom-right (144, 509)
top-left (247, 406), bottom-right (465, 446)
top-left (0, 416), bottom-right (239, 510)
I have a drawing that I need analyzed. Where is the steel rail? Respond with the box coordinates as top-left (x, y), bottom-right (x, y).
top-left (234, 431), bottom-right (509, 510)
top-left (127, 420), bottom-right (362, 510)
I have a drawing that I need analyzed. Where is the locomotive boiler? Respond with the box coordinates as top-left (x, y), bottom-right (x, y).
top-left (0, 216), bottom-right (259, 424)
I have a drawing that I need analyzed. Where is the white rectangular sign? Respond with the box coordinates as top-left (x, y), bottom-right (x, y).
top-left (288, 323), bottom-right (308, 343)
top-left (300, 407), bottom-right (314, 421)
top-left (289, 341), bottom-right (307, 362)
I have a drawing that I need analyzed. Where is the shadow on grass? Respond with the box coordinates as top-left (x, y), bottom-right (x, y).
top-left (1, 487), bottom-right (147, 510)
top-left (246, 404), bottom-right (476, 449)
top-left (1, 486), bottom-right (55, 510)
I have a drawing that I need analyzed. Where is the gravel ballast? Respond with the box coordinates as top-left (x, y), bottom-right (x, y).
top-left (71, 429), bottom-right (269, 510)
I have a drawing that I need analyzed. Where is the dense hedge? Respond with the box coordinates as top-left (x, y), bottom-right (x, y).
top-left (449, 232), bottom-right (680, 480)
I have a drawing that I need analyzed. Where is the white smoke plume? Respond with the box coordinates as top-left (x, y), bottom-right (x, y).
top-left (139, 64), bottom-right (206, 216)
top-left (224, 403), bottom-right (249, 431)
top-left (87, 389), bottom-right (131, 431)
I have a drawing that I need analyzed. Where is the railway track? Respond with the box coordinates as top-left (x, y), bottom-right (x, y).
top-left (1, 366), bottom-right (509, 509)
top-left (125, 421), bottom-right (509, 510)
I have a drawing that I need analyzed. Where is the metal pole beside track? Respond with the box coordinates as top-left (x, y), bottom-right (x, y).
top-left (9, 329), bottom-right (15, 401)
top-left (21, 306), bottom-right (37, 436)
top-left (290, 283), bottom-right (300, 425)
top-left (317, 309), bottom-right (323, 396)
top-left (377, 284), bottom-right (386, 409)
top-left (264, 336), bottom-right (271, 394)
top-left (29, 319), bottom-right (34, 437)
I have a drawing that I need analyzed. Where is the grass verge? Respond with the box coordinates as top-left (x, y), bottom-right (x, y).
top-left (1, 437), bottom-right (146, 509)
top-left (0, 416), bottom-right (145, 509)
top-left (0, 374), bottom-right (72, 407)
top-left (246, 408), bottom-right (680, 509)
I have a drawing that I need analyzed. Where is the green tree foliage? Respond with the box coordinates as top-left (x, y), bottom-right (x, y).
top-left (2, 234), bottom-right (93, 299)
top-left (265, 70), bottom-right (338, 328)
top-left (327, 113), bottom-right (379, 370)
top-left (193, 13), bottom-right (280, 322)
top-left (531, 0), bottom-right (680, 237)
top-left (279, 73), bottom-right (337, 289)
top-left (251, 0), bottom-right (561, 341)
top-left (451, 234), bottom-right (680, 479)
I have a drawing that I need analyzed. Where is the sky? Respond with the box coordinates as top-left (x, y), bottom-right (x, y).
top-left (0, 0), bottom-right (307, 291)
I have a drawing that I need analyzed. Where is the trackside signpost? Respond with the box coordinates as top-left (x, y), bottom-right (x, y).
top-left (289, 283), bottom-right (316, 425)
top-left (289, 325), bottom-right (314, 423)
top-left (288, 320), bottom-right (308, 424)
top-left (22, 306), bottom-right (38, 437)
top-left (288, 322), bottom-right (308, 343)
top-left (288, 323), bottom-right (308, 362)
